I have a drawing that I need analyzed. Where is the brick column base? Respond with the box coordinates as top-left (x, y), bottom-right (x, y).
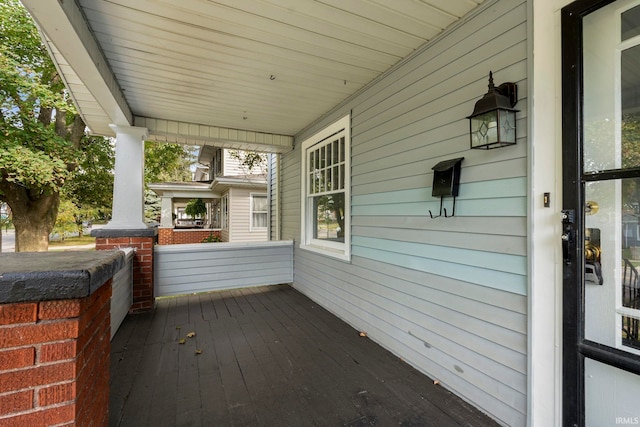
top-left (0, 282), bottom-right (112, 426)
top-left (92, 229), bottom-right (157, 313)
top-left (0, 251), bottom-right (125, 427)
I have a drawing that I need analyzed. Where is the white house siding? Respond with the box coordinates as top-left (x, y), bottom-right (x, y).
top-left (279, 0), bottom-right (528, 426)
top-left (223, 149), bottom-right (265, 176)
top-left (229, 187), bottom-right (268, 243)
top-left (268, 153), bottom-right (280, 241)
top-left (154, 241), bottom-right (293, 296)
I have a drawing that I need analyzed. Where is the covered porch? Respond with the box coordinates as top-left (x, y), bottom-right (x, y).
top-left (110, 285), bottom-right (498, 427)
top-left (10, 0), bottom-right (564, 425)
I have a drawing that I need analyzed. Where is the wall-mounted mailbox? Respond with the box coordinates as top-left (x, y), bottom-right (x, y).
top-left (430, 157), bottom-right (464, 218)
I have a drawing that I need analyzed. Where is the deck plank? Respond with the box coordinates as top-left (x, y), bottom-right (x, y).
top-left (111, 284), bottom-right (500, 427)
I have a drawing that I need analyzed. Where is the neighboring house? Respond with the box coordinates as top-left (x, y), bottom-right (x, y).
top-left (149, 148), bottom-right (268, 244)
top-left (22, 0), bottom-right (640, 425)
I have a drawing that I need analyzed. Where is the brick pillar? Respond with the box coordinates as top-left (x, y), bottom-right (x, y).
top-left (92, 229), bottom-right (157, 313)
top-left (0, 251), bottom-right (124, 427)
top-left (158, 227), bottom-right (173, 245)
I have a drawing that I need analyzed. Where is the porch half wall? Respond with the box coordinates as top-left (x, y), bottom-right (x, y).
top-left (154, 240), bottom-right (293, 297)
top-left (280, 0), bottom-right (528, 426)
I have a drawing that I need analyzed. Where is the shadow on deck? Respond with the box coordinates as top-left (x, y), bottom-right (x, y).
top-left (110, 284), bottom-right (499, 427)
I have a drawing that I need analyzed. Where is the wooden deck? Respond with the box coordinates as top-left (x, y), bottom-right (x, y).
top-left (110, 285), bottom-right (500, 427)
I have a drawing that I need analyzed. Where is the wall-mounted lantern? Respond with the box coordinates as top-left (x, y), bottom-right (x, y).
top-left (467, 72), bottom-right (519, 149)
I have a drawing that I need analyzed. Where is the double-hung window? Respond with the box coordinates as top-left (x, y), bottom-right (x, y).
top-left (300, 114), bottom-right (350, 260)
top-left (250, 193), bottom-right (268, 230)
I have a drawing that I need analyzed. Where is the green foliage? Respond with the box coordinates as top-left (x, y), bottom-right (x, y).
top-left (145, 141), bottom-right (194, 184)
top-left (143, 142), bottom-right (195, 221)
top-left (185, 198), bottom-right (206, 218)
top-left (0, 0), bottom-right (77, 198)
top-left (0, 1), bottom-right (116, 250)
top-left (228, 150), bottom-right (267, 175)
top-left (201, 233), bottom-right (221, 243)
top-left (65, 136), bottom-right (114, 215)
top-left (144, 189), bottom-right (161, 222)
top-left (52, 198), bottom-right (79, 240)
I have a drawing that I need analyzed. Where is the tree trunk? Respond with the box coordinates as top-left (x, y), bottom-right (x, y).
top-left (1, 183), bottom-right (59, 252)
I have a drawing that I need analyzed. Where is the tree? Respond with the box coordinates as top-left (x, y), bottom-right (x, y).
top-left (65, 135), bottom-right (115, 221)
top-left (144, 141), bottom-right (194, 184)
top-left (185, 198), bottom-right (206, 219)
top-left (0, 0), bottom-right (85, 251)
top-left (52, 198), bottom-right (79, 240)
top-left (144, 141), bottom-right (195, 221)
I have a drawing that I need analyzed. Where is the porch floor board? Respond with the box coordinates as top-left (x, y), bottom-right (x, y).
top-left (110, 284), bottom-right (499, 427)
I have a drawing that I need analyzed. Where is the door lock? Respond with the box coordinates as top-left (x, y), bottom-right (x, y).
top-left (561, 209), bottom-right (575, 264)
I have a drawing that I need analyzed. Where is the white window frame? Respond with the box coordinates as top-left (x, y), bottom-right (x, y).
top-left (221, 194), bottom-right (229, 230)
top-left (250, 193), bottom-right (268, 231)
top-left (300, 114), bottom-right (351, 261)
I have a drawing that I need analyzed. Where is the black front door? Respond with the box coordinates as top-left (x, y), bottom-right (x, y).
top-left (562, 0), bottom-right (640, 425)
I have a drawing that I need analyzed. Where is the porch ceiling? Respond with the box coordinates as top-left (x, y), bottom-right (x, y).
top-left (21, 0), bottom-right (484, 152)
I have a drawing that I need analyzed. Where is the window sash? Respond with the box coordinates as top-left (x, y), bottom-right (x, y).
top-left (307, 134), bottom-right (345, 196)
top-left (300, 114), bottom-right (350, 260)
top-left (251, 194), bottom-right (268, 230)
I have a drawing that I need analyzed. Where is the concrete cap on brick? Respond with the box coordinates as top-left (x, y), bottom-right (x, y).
top-left (91, 228), bottom-right (157, 238)
top-left (0, 251), bottom-right (126, 303)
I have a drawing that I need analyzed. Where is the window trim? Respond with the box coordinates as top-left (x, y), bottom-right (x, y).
top-left (250, 192), bottom-right (268, 231)
top-left (299, 114), bottom-right (351, 261)
top-left (221, 193), bottom-right (229, 230)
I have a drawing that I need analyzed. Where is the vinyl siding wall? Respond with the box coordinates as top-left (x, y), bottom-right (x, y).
top-left (268, 153), bottom-right (280, 241)
top-left (229, 187), bottom-right (268, 243)
top-left (279, 0), bottom-right (528, 425)
top-left (223, 149), bottom-right (266, 177)
top-left (154, 241), bottom-right (293, 296)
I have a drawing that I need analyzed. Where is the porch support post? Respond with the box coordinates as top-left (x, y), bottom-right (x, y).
top-left (160, 196), bottom-right (173, 228)
top-left (104, 125), bottom-right (148, 229)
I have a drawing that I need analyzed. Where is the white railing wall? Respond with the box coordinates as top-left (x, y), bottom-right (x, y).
top-left (111, 248), bottom-right (135, 340)
top-left (154, 240), bottom-right (294, 297)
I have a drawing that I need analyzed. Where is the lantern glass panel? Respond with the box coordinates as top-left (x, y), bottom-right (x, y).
top-left (498, 110), bottom-right (517, 145)
top-left (470, 111), bottom-right (498, 148)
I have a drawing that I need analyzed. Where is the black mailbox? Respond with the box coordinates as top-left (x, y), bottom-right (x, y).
top-left (431, 157), bottom-right (464, 197)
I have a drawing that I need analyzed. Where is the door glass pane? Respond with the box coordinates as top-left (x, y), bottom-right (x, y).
top-left (585, 358), bottom-right (640, 426)
top-left (622, 5), bottom-right (640, 41)
top-left (584, 5), bottom-right (619, 173)
top-left (584, 177), bottom-right (640, 353)
top-left (583, 0), bottom-right (640, 355)
top-left (580, 2), bottom-right (640, 423)
top-left (622, 45), bottom-right (640, 170)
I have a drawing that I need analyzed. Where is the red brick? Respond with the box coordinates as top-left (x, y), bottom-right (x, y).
top-left (0, 347), bottom-right (35, 370)
top-left (0, 390), bottom-right (34, 414)
top-left (38, 299), bottom-right (82, 320)
top-left (0, 403), bottom-right (75, 427)
top-left (38, 382), bottom-right (76, 406)
top-left (0, 361), bottom-right (75, 393)
top-left (0, 320), bottom-right (78, 348)
top-left (39, 341), bottom-right (77, 363)
top-left (0, 304), bottom-right (37, 325)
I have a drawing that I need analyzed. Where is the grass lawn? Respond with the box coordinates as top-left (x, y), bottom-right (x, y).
top-left (48, 235), bottom-right (96, 247)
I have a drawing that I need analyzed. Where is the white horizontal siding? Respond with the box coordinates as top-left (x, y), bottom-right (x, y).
top-left (154, 241), bottom-right (293, 296)
top-left (279, 0), bottom-right (528, 425)
top-left (228, 187), bottom-right (268, 243)
top-left (269, 153), bottom-right (280, 240)
top-left (111, 248), bottom-right (134, 340)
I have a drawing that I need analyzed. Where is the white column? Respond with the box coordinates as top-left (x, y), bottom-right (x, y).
top-left (160, 196), bottom-right (174, 228)
top-left (104, 125), bottom-right (148, 229)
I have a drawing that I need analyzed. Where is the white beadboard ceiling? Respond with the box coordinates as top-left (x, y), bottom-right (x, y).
top-left (22, 0), bottom-right (484, 152)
